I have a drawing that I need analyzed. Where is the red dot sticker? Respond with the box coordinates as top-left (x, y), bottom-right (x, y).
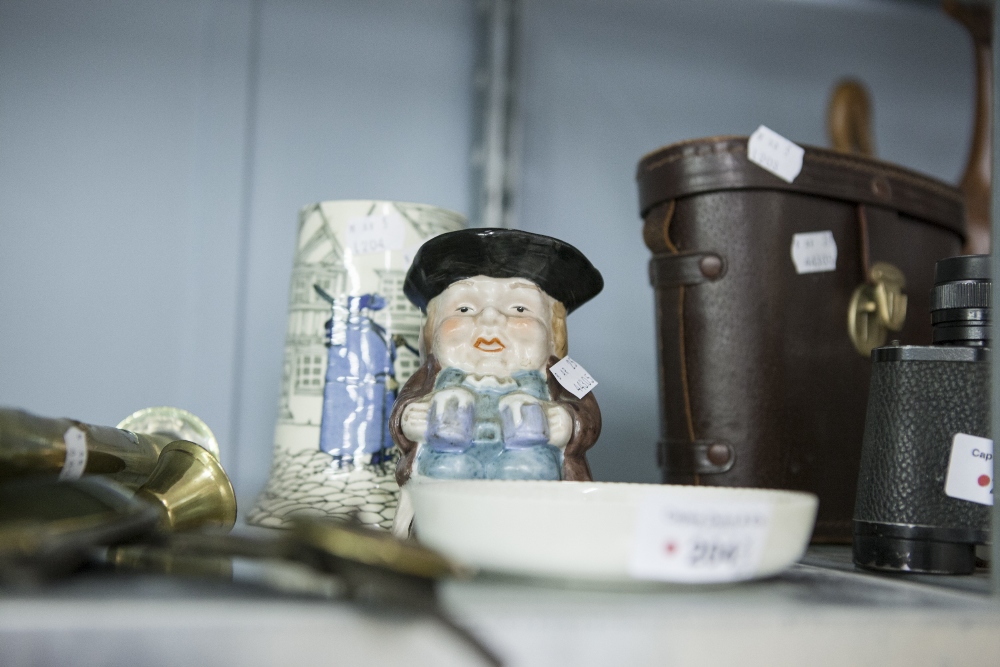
top-left (978, 475), bottom-right (991, 487)
top-left (664, 542), bottom-right (677, 556)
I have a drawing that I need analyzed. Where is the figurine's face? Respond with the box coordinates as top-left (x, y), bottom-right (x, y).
top-left (429, 275), bottom-right (556, 376)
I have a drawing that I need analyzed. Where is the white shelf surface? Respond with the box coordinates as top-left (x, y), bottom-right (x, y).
top-left (2, 547), bottom-right (998, 667)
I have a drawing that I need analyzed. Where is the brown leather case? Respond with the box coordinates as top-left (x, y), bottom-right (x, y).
top-left (637, 136), bottom-right (966, 543)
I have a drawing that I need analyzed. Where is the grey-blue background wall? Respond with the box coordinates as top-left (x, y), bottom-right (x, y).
top-left (0, 0), bottom-right (974, 513)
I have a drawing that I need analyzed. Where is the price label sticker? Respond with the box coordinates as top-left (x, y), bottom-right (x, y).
top-left (346, 211), bottom-right (406, 256)
top-left (945, 433), bottom-right (993, 506)
top-left (790, 231), bottom-right (838, 274)
top-left (59, 426), bottom-right (88, 481)
top-left (748, 125), bottom-right (804, 183)
top-left (549, 356), bottom-right (597, 399)
top-left (629, 498), bottom-right (773, 583)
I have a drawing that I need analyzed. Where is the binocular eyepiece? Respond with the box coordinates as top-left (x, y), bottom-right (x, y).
top-left (931, 254), bottom-right (991, 347)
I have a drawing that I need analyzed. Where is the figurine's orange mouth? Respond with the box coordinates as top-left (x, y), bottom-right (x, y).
top-left (474, 337), bottom-right (506, 353)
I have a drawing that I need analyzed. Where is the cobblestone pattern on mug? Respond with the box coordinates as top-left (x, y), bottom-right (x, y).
top-left (247, 447), bottom-right (400, 529)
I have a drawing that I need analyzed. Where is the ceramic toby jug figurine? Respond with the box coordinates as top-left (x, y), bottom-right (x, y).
top-left (389, 228), bottom-right (604, 498)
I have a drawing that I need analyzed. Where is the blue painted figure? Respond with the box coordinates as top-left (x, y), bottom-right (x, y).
top-left (416, 367), bottom-right (563, 480)
top-left (316, 286), bottom-right (396, 466)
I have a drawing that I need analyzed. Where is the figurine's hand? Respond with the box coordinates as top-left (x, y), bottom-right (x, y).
top-left (499, 393), bottom-right (546, 449)
top-left (498, 394), bottom-right (572, 448)
top-left (425, 387), bottom-right (476, 451)
top-left (497, 392), bottom-right (541, 420)
top-left (401, 399), bottom-right (432, 442)
top-left (546, 404), bottom-right (572, 448)
top-left (430, 386), bottom-right (476, 413)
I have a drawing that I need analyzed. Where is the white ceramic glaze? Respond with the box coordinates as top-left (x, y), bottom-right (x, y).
top-left (409, 480), bottom-right (818, 582)
top-left (401, 275), bottom-right (572, 449)
top-left (248, 200), bottom-right (465, 529)
top-left (430, 276), bottom-right (558, 376)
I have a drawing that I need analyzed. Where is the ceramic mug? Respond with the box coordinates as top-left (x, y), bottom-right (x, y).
top-left (248, 200), bottom-right (466, 529)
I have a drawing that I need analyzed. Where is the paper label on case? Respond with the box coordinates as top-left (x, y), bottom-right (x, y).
top-left (945, 433), bottom-right (993, 505)
top-left (59, 426), bottom-right (88, 481)
top-left (346, 211), bottom-right (406, 256)
top-left (791, 231), bottom-right (838, 274)
top-left (549, 356), bottom-right (597, 399)
top-left (629, 498), bottom-right (773, 583)
top-left (748, 125), bottom-right (804, 183)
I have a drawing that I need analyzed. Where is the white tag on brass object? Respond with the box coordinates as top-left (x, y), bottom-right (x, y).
top-left (549, 356), bottom-right (597, 399)
top-left (945, 433), bottom-right (993, 506)
top-left (59, 426), bottom-right (88, 480)
top-left (629, 498), bottom-right (773, 583)
top-left (790, 231), bottom-right (837, 274)
top-left (346, 211), bottom-right (405, 256)
top-left (748, 125), bottom-right (804, 183)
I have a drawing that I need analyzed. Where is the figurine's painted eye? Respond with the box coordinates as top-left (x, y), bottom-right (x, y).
top-left (513, 306), bottom-right (527, 313)
top-left (458, 306), bottom-right (472, 313)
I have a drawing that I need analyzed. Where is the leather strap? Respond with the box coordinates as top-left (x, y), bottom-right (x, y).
top-left (659, 439), bottom-right (736, 475)
top-left (636, 136), bottom-right (965, 240)
top-left (649, 252), bottom-right (726, 287)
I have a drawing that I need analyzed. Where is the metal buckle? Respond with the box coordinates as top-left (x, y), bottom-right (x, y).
top-left (848, 261), bottom-right (907, 356)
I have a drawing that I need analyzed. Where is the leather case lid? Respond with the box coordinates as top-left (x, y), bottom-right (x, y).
top-left (636, 136), bottom-right (965, 240)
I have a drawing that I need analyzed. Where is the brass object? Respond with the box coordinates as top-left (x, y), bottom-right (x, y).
top-left (106, 542), bottom-right (235, 579)
top-left (104, 536), bottom-right (346, 599)
top-left (0, 406), bottom-right (220, 489)
top-left (116, 406), bottom-right (220, 459)
top-left (1, 408), bottom-right (169, 488)
top-left (100, 528), bottom-right (497, 666)
top-left (0, 476), bottom-right (161, 582)
top-left (848, 262), bottom-right (908, 356)
top-left (135, 441), bottom-right (237, 532)
top-left (292, 516), bottom-right (461, 579)
top-left (827, 79), bottom-right (875, 157)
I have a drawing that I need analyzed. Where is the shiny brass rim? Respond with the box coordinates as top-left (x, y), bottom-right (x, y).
top-left (136, 440), bottom-right (238, 531)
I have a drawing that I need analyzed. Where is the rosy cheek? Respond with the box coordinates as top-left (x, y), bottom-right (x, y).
top-left (507, 319), bottom-right (548, 342)
top-left (506, 318), bottom-right (532, 331)
top-left (438, 318), bottom-right (466, 336)
top-left (509, 318), bottom-right (543, 331)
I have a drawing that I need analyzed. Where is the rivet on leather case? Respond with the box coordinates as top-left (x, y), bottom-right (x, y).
top-left (848, 262), bottom-right (907, 356)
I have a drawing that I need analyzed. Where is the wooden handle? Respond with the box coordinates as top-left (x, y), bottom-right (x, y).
top-left (827, 79), bottom-right (875, 158)
top-left (944, 0), bottom-right (992, 255)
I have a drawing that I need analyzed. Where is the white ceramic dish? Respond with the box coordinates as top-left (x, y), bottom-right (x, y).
top-left (409, 480), bottom-right (818, 583)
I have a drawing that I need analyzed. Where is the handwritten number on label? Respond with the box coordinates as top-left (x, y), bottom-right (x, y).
top-left (629, 499), bottom-right (773, 583)
top-left (689, 540), bottom-right (741, 567)
top-left (347, 212), bottom-right (405, 256)
top-left (549, 356), bottom-right (598, 399)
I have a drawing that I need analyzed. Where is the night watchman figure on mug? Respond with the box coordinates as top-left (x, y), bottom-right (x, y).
top-left (389, 229), bottom-right (603, 531)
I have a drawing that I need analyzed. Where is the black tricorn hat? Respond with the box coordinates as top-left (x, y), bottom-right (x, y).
top-left (403, 228), bottom-right (603, 314)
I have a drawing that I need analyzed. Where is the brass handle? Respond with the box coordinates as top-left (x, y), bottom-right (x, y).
top-left (848, 262), bottom-right (907, 356)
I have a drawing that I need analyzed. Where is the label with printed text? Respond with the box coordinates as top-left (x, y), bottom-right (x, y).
top-left (629, 498), bottom-right (773, 583)
top-left (791, 231), bottom-right (838, 274)
top-left (59, 426), bottom-right (88, 481)
top-left (549, 356), bottom-right (598, 399)
top-left (945, 433), bottom-right (993, 506)
top-left (747, 125), bottom-right (804, 183)
top-left (346, 211), bottom-right (406, 256)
